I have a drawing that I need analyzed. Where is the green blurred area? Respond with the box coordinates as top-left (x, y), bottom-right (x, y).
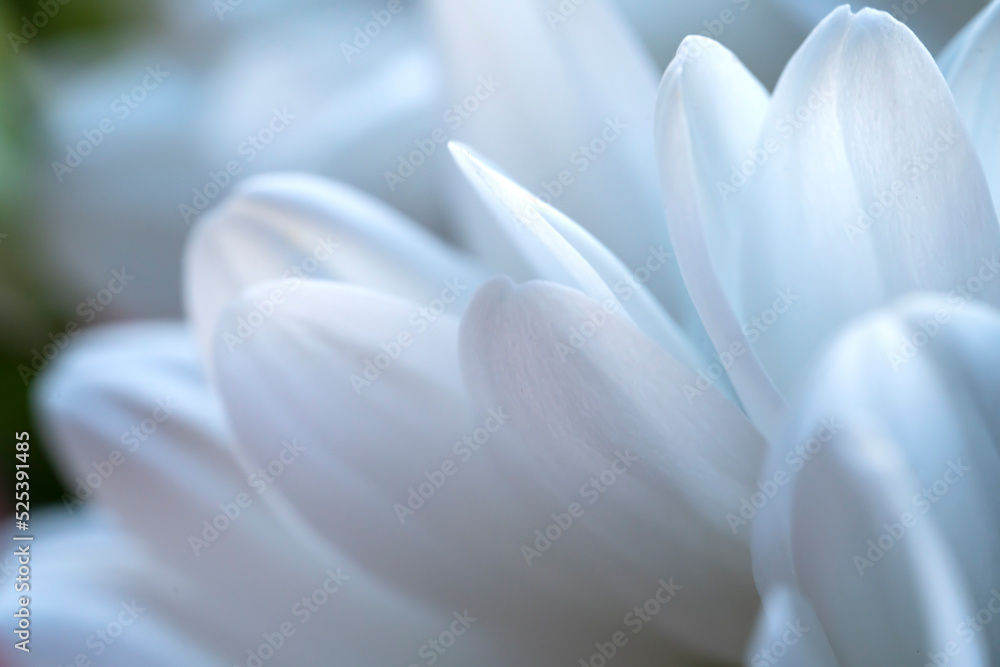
top-left (0, 0), bottom-right (157, 511)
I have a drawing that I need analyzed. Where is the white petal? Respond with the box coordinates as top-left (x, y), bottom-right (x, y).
top-left (212, 278), bottom-right (705, 664)
top-left (34, 321), bottom-right (465, 665)
top-left (753, 293), bottom-right (1000, 663)
top-left (183, 172), bottom-right (485, 368)
top-left (794, 424), bottom-right (986, 664)
top-left (940, 0), bottom-right (1000, 212)
top-left (448, 141), bottom-right (725, 394)
top-left (459, 277), bottom-right (766, 662)
top-left (429, 0), bottom-right (707, 337)
top-left (655, 36), bottom-right (786, 438)
top-left (737, 7), bottom-right (1000, 398)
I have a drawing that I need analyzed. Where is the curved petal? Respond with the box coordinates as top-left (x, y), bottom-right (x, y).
top-left (737, 7), bottom-right (1000, 398)
top-left (212, 278), bottom-right (705, 665)
top-left (428, 0), bottom-right (707, 337)
top-left (753, 293), bottom-right (1000, 662)
top-left (940, 0), bottom-right (1000, 212)
top-left (459, 277), bottom-right (767, 663)
top-left (655, 36), bottom-right (786, 439)
top-left (183, 172), bottom-right (485, 369)
top-left (449, 142), bottom-right (713, 377)
top-left (784, 423), bottom-right (986, 665)
top-left (0, 510), bottom-right (218, 667)
top-left (33, 321), bottom-right (468, 665)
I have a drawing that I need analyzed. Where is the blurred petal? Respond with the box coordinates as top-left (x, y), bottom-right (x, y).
top-left (0, 510), bottom-right (217, 667)
top-left (753, 293), bottom-right (1000, 661)
top-left (184, 172), bottom-right (484, 370)
top-left (34, 321), bottom-right (465, 665)
top-left (655, 36), bottom-right (785, 438)
top-left (33, 4), bottom-right (446, 320)
top-left (430, 0), bottom-right (708, 343)
top-left (459, 277), bottom-right (766, 662)
top-left (940, 0), bottom-right (1000, 212)
top-left (738, 7), bottom-right (1000, 397)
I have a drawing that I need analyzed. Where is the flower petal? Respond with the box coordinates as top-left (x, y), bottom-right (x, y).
top-left (183, 172), bottom-right (485, 369)
top-left (459, 277), bottom-right (767, 662)
top-left (940, 0), bottom-right (1000, 212)
top-left (655, 36), bottom-right (786, 438)
top-left (752, 293), bottom-right (1000, 662)
top-left (429, 0), bottom-right (706, 335)
top-left (737, 7), bottom-right (1000, 397)
top-left (34, 321), bottom-right (465, 665)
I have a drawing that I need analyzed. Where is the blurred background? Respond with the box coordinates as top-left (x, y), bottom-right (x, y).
top-left (0, 0), bottom-right (988, 511)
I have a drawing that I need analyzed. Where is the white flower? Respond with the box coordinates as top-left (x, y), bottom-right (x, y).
top-left (7, 2), bottom-right (1000, 666)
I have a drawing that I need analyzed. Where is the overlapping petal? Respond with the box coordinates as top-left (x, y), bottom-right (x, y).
top-left (428, 0), bottom-right (708, 342)
top-left (34, 321), bottom-right (463, 665)
top-left (659, 7), bottom-right (1000, 407)
top-left (752, 294), bottom-right (1000, 663)
top-left (460, 277), bottom-right (766, 662)
top-left (655, 36), bottom-right (785, 438)
top-left (184, 172), bottom-right (485, 368)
